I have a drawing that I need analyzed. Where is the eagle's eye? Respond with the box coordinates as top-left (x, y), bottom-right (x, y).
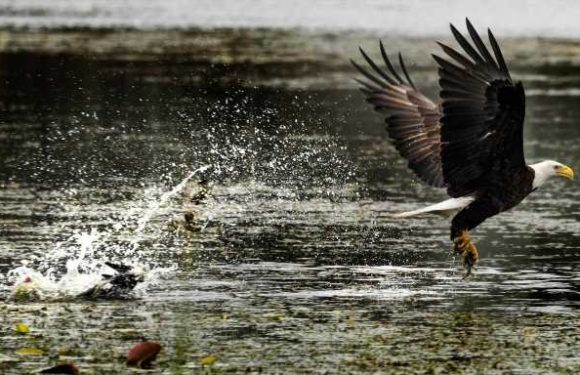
top-left (553, 165), bottom-right (560, 170)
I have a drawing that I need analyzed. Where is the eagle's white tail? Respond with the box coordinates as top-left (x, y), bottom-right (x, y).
top-left (393, 196), bottom-right (475, 218)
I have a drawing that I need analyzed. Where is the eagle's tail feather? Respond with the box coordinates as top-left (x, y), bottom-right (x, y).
top-left (392, 196), bottom-right (475, 218)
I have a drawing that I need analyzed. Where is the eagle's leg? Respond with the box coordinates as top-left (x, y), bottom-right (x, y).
top-left (450, 198), bottom-right (498, 277)
top-left (452, 230), bottom-right (479, 276)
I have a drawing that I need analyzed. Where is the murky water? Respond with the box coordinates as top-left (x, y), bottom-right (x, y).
top-left (0, 28), bottom-right (579, 373)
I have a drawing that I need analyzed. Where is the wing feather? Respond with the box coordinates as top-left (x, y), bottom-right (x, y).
top-left (466, 19), bottom-right (499, 70)
top-left (435, 18), bottom-right (526, 197)
top-left (487, 28), bottom-right (511, 79)
top-left (449, 23), bottom-right (486, 65)
top-left (353, 43), bottom-right (445, 187)
top-left (380, 41), bottom-right (406, 85)
top-left (398, 52), bottom-right (416, 89)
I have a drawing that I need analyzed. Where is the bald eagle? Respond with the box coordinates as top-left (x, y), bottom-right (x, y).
top-left (352, 19), bottom-right (574, 275)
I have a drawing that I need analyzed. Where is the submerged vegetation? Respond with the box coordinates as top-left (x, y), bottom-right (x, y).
top-left (0, 301), bottom-right (578, 373)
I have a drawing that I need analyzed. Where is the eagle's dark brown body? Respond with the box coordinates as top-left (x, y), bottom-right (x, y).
top-left (451, 165), bottom-right (534, 240)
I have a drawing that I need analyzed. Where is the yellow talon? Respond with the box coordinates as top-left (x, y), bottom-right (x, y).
top-left (453, 230), bottom-right (479, 277)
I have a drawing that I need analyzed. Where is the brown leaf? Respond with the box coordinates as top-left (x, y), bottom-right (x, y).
top-left (40, 364), bottom-right (79, 374)
top-left (126, 341), bottom-right (162, 368)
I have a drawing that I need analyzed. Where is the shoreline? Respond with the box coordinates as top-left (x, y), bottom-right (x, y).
top-left (1, 29), bottom-right (580, 92)
top-left (0, 28), bottom-right (579, 59)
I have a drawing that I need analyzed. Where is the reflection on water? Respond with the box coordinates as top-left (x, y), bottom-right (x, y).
top-left (0, 29), bottom-right (579, 373)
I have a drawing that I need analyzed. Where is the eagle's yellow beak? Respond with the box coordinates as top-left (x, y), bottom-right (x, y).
top-left (556, 165), bottom-right (575, 180)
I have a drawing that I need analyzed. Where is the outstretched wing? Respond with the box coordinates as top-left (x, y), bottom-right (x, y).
top-left (433, 19), bottom-right (526, 197)
top-left (352, 42), bottom-right (445, 187)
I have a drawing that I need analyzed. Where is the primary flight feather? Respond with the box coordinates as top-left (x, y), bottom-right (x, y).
top-left (352, 19), bottom-right (575, 275)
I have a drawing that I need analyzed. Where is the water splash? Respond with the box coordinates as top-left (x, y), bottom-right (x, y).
top-left (5, 166), bottom-right (210, 300)
top-left (134, 165), bottom-right (210, 234)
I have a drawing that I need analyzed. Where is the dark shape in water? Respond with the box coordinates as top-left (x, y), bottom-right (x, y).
top-left (79, 262), bottom-right (145, 299)
top-left (352, 18), bottom-right (575, 276)
top-left (190, 178), bottom-right (210, 205)
top-left (181, 177), bottom-right (212, 232)
top-left (40, 364), bottom-right (80, 374)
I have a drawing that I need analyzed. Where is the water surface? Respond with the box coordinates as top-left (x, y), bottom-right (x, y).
top-left (0, 28), bottom-right (579, 373)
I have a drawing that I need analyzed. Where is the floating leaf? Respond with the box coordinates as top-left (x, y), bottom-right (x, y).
top-left (40, 364), bottom-right (79, 374)
top-left (14, 322), bottom-right (30, 334)
top-left (16, 347), bottom-right (44, 356)
top-left (201, 354), bottom-right (218, 366)
top-left (127, 341), bottom-right (162, 368)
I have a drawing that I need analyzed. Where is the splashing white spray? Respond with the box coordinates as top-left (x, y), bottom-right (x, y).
top-left (7, 166), bottom-right (210, 300)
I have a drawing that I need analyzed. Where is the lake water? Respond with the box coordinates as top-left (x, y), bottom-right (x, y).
top-left (0, 21), bottom-right (579, 375)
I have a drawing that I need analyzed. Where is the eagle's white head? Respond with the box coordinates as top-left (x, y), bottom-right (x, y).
top-left (529, 160), bottom-right (575, 189)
